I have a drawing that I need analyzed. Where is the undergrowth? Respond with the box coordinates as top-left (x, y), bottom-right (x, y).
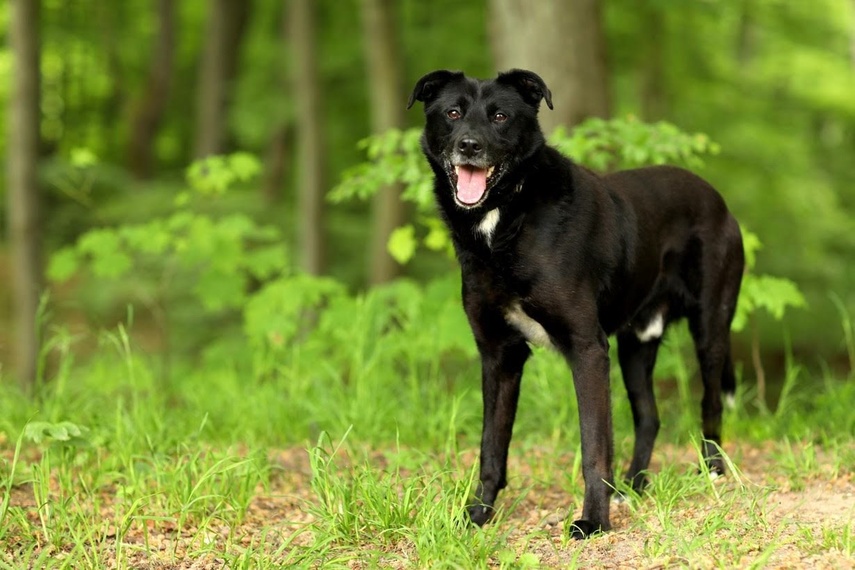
top-left (1, 121), bottom-right (850, 567)
top-left (0, 305), bottom-right (853, 567)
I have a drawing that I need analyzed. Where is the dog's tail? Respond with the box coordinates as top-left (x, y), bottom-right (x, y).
top-left (722, 349), bottom-right (737, 409)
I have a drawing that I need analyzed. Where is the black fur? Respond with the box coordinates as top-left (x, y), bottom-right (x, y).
top-left (409, 69), bottom-right (744, 538)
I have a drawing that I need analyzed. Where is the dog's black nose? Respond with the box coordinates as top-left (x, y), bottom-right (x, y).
top-left (458, 138), bottom-right (482, 157)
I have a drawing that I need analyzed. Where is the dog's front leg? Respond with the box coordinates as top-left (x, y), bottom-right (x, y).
top-left (565, 332), bottom-right (615, 539)
top-left (468, 338), bottom-right (530, 525)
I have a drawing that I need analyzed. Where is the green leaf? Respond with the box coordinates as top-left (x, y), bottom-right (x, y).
top-left (24, 421), bottom-right (89, 445)
top-left (423, 219), bottom-right (450, 252)
top-left (186, 153), bottom-right (259, 195)
top-left (387, 225), bottom-right (417, 264)
top-left (77, 229), bottom-right (133, 278)
top-left (195, 267), bottom-right (247, 311)
top-left (243, 245), bottom-right (288, 279)
top-left (47, 248), bottom-right (80, 282)
top-left (750, 275), bottom-right (807, 319)
top-left (228, 152), bottom-right (262, 181)
top-left (733, 272), bottom-right (806, 332)
top-left (69, 147), bottom-right (98, 168)
top-left (741, 227), bottom-right (763, 270)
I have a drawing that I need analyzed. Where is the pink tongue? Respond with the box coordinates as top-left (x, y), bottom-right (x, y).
top-left (456, 165), bottom-right (488, 204)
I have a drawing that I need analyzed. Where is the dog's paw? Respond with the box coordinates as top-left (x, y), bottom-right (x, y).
top-left (626, 473), bottom-right (650, 494)
top-left (466, 503), bottom-right (494, 527)
top-left (611, 492), bottom-right (630, 505)
top-left (566, 519), bottom-right (604, 540)
top-left (706, 465), bottom-right (725, 480)
top-left (700, 459), bottom-right (726, 480)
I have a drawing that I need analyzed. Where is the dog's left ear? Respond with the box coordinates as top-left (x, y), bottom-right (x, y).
top-left (497, 69), bottom-right (554, 110)
top-left (407, 70), bottom-right (464, 109)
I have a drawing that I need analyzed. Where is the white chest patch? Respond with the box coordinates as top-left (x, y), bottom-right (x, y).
top-left (635, 313), bottom-right (665, 342)
top-left (505, 303), bottom-right (554, 349)
top-left (475, 208), bottom-right (500, 246)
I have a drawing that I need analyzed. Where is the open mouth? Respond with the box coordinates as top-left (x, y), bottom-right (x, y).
top-left (450, 164), bottom-right (498, 207)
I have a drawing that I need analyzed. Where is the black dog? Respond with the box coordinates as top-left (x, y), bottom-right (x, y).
top-left (407, 69), bottom-right (744, 539)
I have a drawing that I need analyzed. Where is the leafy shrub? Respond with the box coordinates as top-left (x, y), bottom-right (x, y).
top-left (329, 118), bottom-right (805, 373)
top-left (47, 153), bottom-right (288, 360)
top-left (46, 120), bottom-right (805, 397)
top-left (330, 116), bottom-right (721, 264)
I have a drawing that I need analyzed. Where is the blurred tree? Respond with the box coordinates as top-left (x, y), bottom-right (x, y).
top-left (99, 3), bottom-right (127, 155)
top-left (194, 0), bottom-right (252, 159)
top-left (638, 0), bottom-right (667, 120)
top-left (361, 0), bottom-right (407, 285)
top-left (7, 0), bottom-right (42, 390)
top-left (289, 0), bottom-right (326, 274)
top-left (260, 4), bottom-right (292, 205)
top-left (489, 0), bottom-right (611, 132)
top-left (127, 0), bottom-right (176, 179)
top-left (261, 122), bottom-right (292, 204)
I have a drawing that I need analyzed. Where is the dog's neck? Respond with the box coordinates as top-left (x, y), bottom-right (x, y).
top-left (471, 179), bottom-right (525, 248)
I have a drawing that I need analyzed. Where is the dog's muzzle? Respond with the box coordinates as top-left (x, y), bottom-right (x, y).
top-left (446, 158), bottom-right (504, 208)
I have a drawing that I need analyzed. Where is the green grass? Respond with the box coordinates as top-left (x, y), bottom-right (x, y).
top-left (1, 318), bottom-right (853, 568)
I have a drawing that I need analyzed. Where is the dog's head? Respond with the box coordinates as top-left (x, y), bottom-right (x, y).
top-left (408, 70), bottom-right (553, 210)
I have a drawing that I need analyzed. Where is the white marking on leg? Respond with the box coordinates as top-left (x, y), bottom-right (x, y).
top-left (505, 302), bottom-right (553, 349)
top-left (635, 313), bottom-right (664, 342)
top-left (724, 393), bottom-right (736, 410)
top-left (475, 208), bottom-right (500, 246)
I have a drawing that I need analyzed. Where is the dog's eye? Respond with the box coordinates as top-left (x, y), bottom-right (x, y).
top-left (447, 109), bottom-right (461, 120)
top-left (492, 112), bottom-right (508, 123)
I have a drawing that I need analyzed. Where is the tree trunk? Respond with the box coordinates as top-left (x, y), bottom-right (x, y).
top-left (127, 0), bottom-right (176, 179)
top-left (7, 0), bottom-right (42, 391)
top-left (361, 0), bottom-right (407, 285)
top-left (289, 0), bottom-right (326, 274)
top-left (639, 1), bottom-right (667, 120)
top-left (262, 5), bottom-right (291, 205)
top-left (489, 0), bottom-right (611, 134)
top-left (262, 124), bottom-right (292, 205)
top-left (99, 2), bottom-right (126, 154)
top-left (193, 0), bottom-right (252, 159)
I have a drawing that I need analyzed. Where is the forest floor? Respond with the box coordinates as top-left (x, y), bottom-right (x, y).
top-left (4, 440), bottom-right (852, 569)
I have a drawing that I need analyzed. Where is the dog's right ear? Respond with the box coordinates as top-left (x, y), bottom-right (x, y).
top-left (407, 70), bottom-right (464, 109)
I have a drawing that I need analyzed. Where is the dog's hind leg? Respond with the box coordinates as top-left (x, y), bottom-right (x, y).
top-left (688, 320), bottom-right (730, 476)
top-left (688, 237), bottom-right (743, 476)
top-left (617, 331), bottom-right (662, 493)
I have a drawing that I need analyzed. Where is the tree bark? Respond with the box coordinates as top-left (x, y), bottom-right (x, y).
top-left (489, 0), bottom-right (611, 134)
top-left (361, 0), bottom-right (407, 285)
top-left (289, 0), bottom-right (326, 274)
top-left (127, 0), bottom-right (176, 179)
top-left (193, 0), bottom-right (252, 159)
top-left (7, 0), bottom-right (42, 391)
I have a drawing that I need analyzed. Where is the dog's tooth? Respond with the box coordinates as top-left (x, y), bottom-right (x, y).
top-left (487, 166), bottom-right (494, 178)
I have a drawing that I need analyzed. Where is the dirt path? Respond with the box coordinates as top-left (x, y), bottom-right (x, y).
top-left (494, 444), bottom-right (855, 569)
top-left (261, 442), bottom-right (854, 569)
top-left (2, 442), bottom-right (853, 568)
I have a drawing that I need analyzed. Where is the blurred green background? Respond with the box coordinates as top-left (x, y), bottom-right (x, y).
top-left (2, 0), bottom-right (854, 388)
